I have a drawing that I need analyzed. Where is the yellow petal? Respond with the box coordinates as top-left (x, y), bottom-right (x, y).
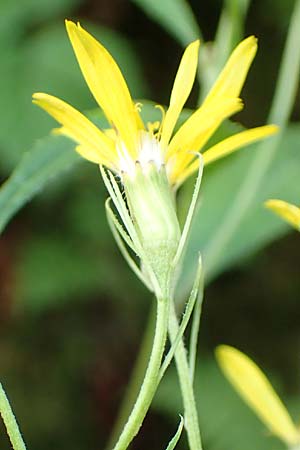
top-left (74, 145), bottom-right (108, 166)
top-left (203, 124), bottom-right (278, 165)
top-left (265, 199), bottom-right (300, 230)
top-left (167, 98), bottom-right (243, 185)
top-left (167, 98), bottom-right (243, 187)
top-left (168, 36), bottom-right (258, 186)
top-left (160, 40), bottom-right (200, 148)
top-left (173, 124), bottom-right (278, 185)
top-left (32, 92), bottom-right (116, 166)
top-left (216, 345), bottom-right (300, 446)
top-left (65, 20), bottom-right (140, 155)
top-left (168, 97), bottom-right (243, 159)
top-left (204, 36), bottom-right (257, 105)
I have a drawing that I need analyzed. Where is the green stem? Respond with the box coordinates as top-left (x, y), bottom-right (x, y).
top-left (0, 383), bottom-right (27, 450)
top-left (168, 301), bottom-right (202, 450)
top-left (106, 304), bottom-right (155, 449)
top-left (112, 295), bottom-right (170, 450)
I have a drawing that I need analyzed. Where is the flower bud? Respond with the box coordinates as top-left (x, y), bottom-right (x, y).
top-left (123, 161), bottom-right (181, 292)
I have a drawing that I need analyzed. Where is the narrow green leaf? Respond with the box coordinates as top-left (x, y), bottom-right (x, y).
top-left (0, 135), bottom-right (80, 234)
top-left (105, 198), bottom-right (137, 253)
top-left (100, 167), bottom-right (143, 258)
top-left (165, 416), bottom-right (184, 450)
top-left (173, 155), bottom-right (203, 268)
top-left (199, 0), bottom-right (250, 99)
top-left (105, 199), bottom-right (153, 291)
top-left (215, 0), bottom-right (250, 65)
top-left (189, 258), bottom-right (204, 383)
top-left (131, 0), bottom-right (202, 46)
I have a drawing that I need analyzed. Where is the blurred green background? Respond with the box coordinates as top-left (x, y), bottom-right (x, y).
top-left (0, 0), bottom-right (300, 449)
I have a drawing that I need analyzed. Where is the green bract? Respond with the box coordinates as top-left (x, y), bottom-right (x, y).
top-left (124, 162), bottom-right (181, 291)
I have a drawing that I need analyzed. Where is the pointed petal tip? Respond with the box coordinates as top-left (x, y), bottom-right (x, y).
top-left (250, 124), bottom-right (279, 140)
top-left (264, 199), bottom-right (275, 208)
top-left (264, 199), bottom-right (277, 213)
top-left (65, 19), bottom-right (82, 36)
top-left (266, 124), bottom-right (279, 135)
top-left (184, 39), bottom-right (200, 60)
top-left (65, 19), bottom-right (74, 29)
top-left (32, 92), bottom-right (46, 104)
top-left (244, 35), bottom-right (258, 48)
top-left (236, 36), bottom-right (257, 63)
top-left (248, 35), bottom-right (258, 43)
top-left (215, 344), bottom-right (231, 360)
top-left (32, 92), bottom-right (55, 105)
top-left (51, 126), bottom-right (64, 136)
top-left (264, 199), bottom-right (300, 228)
top-left (245, 35), bottom-right (258, 57)
top-left (189, 39), bottom-right (200, 50)
top-left (32, 92), bottom-right (44, 98)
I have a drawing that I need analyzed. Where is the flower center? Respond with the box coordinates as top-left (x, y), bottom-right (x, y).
top-left (117, 132), bottom-right (164, 179)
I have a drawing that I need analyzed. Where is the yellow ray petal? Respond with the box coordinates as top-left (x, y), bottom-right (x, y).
top-left (160, 40), bottom-right (200, 148)
top-left (167, 97), bottom-right (243, 159)
top-left (265, 199), bottom-right (300, 230)
top-left (172, 124), bottom-right (278, 185)
top-left (203, 124), bottom-right (278, 165)
top-left (32, 92), bottom-right (116, 165)
top-left (65, 20), bottom-right (140, 155)
top-left (204, 36), bottom-right (257, 105)
top-left (216, 345), bottom-right (300, 446)
top-left (74, 145), bottom-right (113, 166)
top-left (168, 35), bottom-right (258, 184)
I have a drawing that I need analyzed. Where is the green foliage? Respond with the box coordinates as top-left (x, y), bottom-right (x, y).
top-left (13, 228), bottom-right (142, 313)
top-left (0, 136), bottom-right (80, 234)
top-left (0, 0), bottom-right (81, 39)
top-left (213, 0), bottom-right (250, 74)
top-left (165, 416), bottom-right (184, 450)
top-left (131, 0), bottom-right (202, 45)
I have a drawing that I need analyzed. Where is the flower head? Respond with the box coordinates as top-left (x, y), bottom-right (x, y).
top-left (33, 20), bottom-right (277, 189)
top-left (32, 21), bottom-right (278, 295)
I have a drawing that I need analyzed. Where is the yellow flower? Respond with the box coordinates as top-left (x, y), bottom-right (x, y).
top-left (265, 199), bottom-right (300, 231)
top-left (33, 20), bottom-right (278, 189)
top-left (216, 345), bottom-right (300, 447)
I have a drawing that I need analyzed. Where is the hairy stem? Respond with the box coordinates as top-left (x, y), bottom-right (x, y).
top-left (168, 301), bottom-right (202, 450)
top-left (0, 383), bottom-right (27, 450)
top-left (112, 295), bottom-right (170, 450)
